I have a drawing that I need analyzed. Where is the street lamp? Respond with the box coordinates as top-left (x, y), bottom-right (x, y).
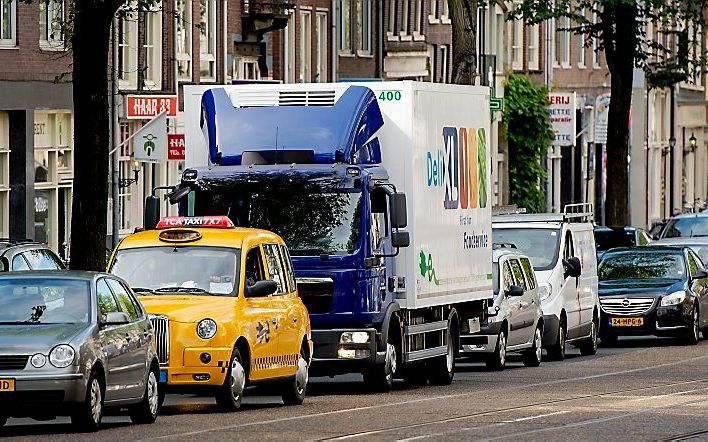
top-left (119, 160), bottom-right (141, 188)
top-left (687, 133), bottom-right (697, 153)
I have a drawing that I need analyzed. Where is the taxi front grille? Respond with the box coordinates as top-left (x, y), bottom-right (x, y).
top-left (600, 298), bottom-right (655, 316)
top-left (0, 355), bottom-right (28, 370)
top-left (296, 277), bottom-right (334, 314)
top-left (149, 315), bottom-right (170, 365)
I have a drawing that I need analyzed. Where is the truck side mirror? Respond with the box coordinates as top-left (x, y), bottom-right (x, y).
top-left (144, 195), bottom-right (160, 231)
top-left (391, 231), bottom-right (410, 248)
top-left (168, 185), bottom-right (191, 205)
top-left (564, 257), bottom-right (582, 278)
top-left (390, 193), bottom-right (407, 228)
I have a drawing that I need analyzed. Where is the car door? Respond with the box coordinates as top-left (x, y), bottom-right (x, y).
top-left (243, 245), bottom-right (281, 380)
top-left (519, 257), bottom-right (541, 339)
top-left (95, 278), bottom-right (130, 402)
top-left (686, 251), bottom-right (708, 328)
top-left (508, 258), bottom-right (533, 345)
top-left (107, 278), bottom-right (149, 399)
top-left (560, 230), bottom-right (582, 334)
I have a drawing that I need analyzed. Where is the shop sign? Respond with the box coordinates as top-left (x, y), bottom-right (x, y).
top-left (594, 93), bottom-right (611, 145)
top-left (548, 92), bottom-right (576, 146)
top-left (126, 95), bottom-right (177, 119)
top-left (168, 134), bottom-right (186, 161)
top-left (134, 113), bottom-right (167, 163)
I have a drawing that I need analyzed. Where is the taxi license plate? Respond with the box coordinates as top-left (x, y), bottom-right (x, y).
top-left (0, 379), bottom-right (15, 392)
top-left (610, 317), bottom-right (644, 327)
top-left (159, 370), bottom-right (167, 383)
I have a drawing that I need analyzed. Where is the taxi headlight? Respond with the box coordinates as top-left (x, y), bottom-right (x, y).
top-left (660, 291), bottom-right (686, 307)
top-left (197, 319), bottom-right (217, 339)
top-left (49, 345), bottom-right (75, 368)
top-left (30, 353), bottom-right (46, 368)
top-left (340, 331), bottom-right (370, 344)
top-left (539, 283), bottom-right (553, 301)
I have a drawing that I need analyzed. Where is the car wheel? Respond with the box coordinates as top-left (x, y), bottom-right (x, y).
top-left (71, 370), bottom-right (103, 432)
top-left (428, 321), bottom-right (456, 385)
top-left (215, 349), bottom-right (246, 411)
top-left (486, 330), bottom-right (507, 371)
top-left (282, 344), bottom-right (309, 406)
top-left (363, 330), bottom-right (398, 393)
top-left (578, 318), bottom-right (599, 356)
top-left (130, 369), bottom-right (159, 424)
top-left (686, 305), bottom-right (700, 346)
top-left (523, 325), bottom-right (543, 367)
top-left (546, 321), bottom-right (566, 361)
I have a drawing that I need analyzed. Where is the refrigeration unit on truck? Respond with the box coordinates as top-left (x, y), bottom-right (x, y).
top-left (150, 82), bottom-right (494, 390)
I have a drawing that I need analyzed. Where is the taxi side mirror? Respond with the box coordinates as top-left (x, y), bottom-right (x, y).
top-left (246, 280), bottom-right (278, 298)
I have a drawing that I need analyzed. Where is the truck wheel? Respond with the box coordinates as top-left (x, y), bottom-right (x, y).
top-left (546, 321), bottom-right (566, 361)
top-left (282, 344), bottom-right (309, 406)
top-left (70, 370), bottom-right (103, 432)
top-left (129, 369), bottom-right (159, 424)
top-left (522, 325), bottom-right (543, 367)
top-left (578, 318), bottom-right (599, 356)
top-left (215, 349), bottom-right (246, 411)
top-left (363, 332), bottom-right (398, 393)
top-left (486, 330), bottom-right (507, 371)
top-left (428, 322), bottom-right (456, 386)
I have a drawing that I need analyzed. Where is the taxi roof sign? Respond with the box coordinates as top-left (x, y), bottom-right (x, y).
top-left (156, 216), bottom-right (234, 230)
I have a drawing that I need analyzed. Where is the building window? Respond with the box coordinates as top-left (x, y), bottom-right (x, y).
top-left (199, 0), bottom-right (217, 82)
top-left (143, 8), bottom-right (162, 89)
top-left (299, 9), bottom-right (312, 82)
top-left (554, 16), bottom-right (570, 67)
top-left (176, 0), bottom-right (192, 81)
top-left (357, 0), bottom-right (371, 53)
top-left (440, 45), bottom-right (448, 83)
top-left (429, 0), bottom-right (438, 23)
top-left (510, 10), bottom-right (523, 70)
top-left (400, 0), bottom-right (409, 36)
top-left (441, 0), bottom-right (449, 22)
top-left (412, 0), bottom-right (424, 38)
top-left (387, 0), bottom-right (396, 38)
top-left (316, 11), bottom-right (328, 82)
top-left (0, 0), bottom-right (15, 46)
top-left (338, 0), bottom-right (350, 53)
top-left (592, 11), bottom-right (600, 68)
top-left (528, 23), bottom-right (539, 70)
top-left (284, 10), bottom-right (296, 83)
top-left (39, 0), bottom-right (64, 49)
top-left (118, 10), bottom-right (138, 90)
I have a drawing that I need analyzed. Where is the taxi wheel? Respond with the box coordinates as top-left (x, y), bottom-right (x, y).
top-left (282, 345), bottom-right (309, 406)
top-left (71, 370), bottom-right (103, 432)
top-left (129, 369), bottom-right (159, 424)
top-left (486, 330), bottom-right (507, 371)
top-left (215, 349), bottom-right (246, 411)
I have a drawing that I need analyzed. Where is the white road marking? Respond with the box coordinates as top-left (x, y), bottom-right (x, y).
top-left (504, 410), bottom-right (571, 423)
top-left (630, 387), bottom-right (708, 402)
top-left (144, 353), bottom-right (708, 440)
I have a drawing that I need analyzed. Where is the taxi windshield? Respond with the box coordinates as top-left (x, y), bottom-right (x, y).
top-left (110, 247), bottom-right (241, 296)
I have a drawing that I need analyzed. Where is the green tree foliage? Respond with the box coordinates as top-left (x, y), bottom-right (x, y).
top-left (502, 75), bottom-right (553, 213)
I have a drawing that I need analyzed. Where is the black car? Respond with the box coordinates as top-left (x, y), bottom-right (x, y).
top-left (594, 226), bottom-right (652, 261)
top-left (598, 246), bottom-right (708, 345)
top-left (0, 240), bottom-right (64, 272)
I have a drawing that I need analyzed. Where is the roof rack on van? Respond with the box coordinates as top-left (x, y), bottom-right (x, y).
top-left (492, 243), bottom-right (517, 250)
top-left (563, 203), bottom-right (594, 222)
top-left (492, 203), bottom-right (594, 223)
top-left (492, 205), bottom-right (527, 216)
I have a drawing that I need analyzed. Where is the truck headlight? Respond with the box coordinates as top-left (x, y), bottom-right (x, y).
top-left (197, 319), bottom-right (217, 339)
top-left (340, 331), bottom-right (370, 344)
top-left (49, 345), bottom-right (75, 368)
top-left (539, 283), bottom-right (553, 301)
top-left (660, 291), bottom-right (686, 307)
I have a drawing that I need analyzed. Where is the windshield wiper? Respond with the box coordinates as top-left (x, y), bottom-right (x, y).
top-left (153, 287), bottom-right (213, 295)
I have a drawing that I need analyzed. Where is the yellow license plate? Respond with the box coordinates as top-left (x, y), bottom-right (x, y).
top-left (0, 379), bottom-right (15, 392)
top-left (610, 317), bottom-right (644, 327)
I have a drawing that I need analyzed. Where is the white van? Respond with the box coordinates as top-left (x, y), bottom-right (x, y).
top-left (492, 204), bottom-right (599, 360)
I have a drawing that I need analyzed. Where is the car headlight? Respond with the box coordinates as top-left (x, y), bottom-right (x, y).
top-left (340, 331), bottom-right (370, 344)
top-left (196, 319), bottom-right (217, 339)
top-left (30, 353), bottom-right (46, 368)
top-left (660, 291), bottom-right (686, 307)
top-left (49, 345), bottom-right (75, 368)
top-left (539, 283), bottom-right (553, 301)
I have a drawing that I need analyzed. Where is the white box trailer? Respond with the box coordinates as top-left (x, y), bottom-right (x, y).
top-left (181, 81), bottom-right (493, 386)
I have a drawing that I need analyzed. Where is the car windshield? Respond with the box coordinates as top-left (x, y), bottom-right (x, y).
top-left (192, 174), bottom-right (362, 256)
top-left (110, 247), bottom-right (241, 296)
top-left (661, 217), bottom-right (708, 238)
top-left (598, 252), bottom-right (685, 281)
top-left (594, 229), bottom-right (635, 251)
top-left (492, 228), bottom-right (561, 271)
top-left (0, 278), bottom-right (90, 324)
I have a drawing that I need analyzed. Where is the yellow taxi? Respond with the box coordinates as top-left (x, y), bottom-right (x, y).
top-left (107, 216), bottom-right (312, 410)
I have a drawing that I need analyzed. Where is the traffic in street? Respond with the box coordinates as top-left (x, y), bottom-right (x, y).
top-left (3, 338), bottom-right (708, 440)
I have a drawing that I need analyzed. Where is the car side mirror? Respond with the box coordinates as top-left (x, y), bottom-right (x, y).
top-left (246, 280), bottom-right (278, 298)
top-left (102, 312), bottom-right (130, 326)
top-left (692, 269), bottom-right (708, 280)
top-left (564, 257), bottom-right (582, 278)
top-left (505, 285), bottom-right (524, 297)
top-left (391, 231), bottom-right (410, 248)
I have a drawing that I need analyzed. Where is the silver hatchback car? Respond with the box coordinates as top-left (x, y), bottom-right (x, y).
top-left (0, 271), bottom-right (160, 431)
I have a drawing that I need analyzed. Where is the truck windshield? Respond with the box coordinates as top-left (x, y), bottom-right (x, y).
top-left (110, 247), bottom-right (240, 296)
top-left (492, 228), bottom-right (561, 271)
top-left (193, 175), bottom-right (362, 256)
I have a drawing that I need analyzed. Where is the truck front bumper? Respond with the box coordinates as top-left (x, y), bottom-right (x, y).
top-left (310, 328), bottom-right (385, 376)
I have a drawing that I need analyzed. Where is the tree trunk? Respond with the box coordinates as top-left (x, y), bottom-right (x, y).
top-left (602, 3), bottom-right (637, 227)
top-left (449, 0), bottom-right (478, 84)
top-left (69, 2), bottom-right (119, 270)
